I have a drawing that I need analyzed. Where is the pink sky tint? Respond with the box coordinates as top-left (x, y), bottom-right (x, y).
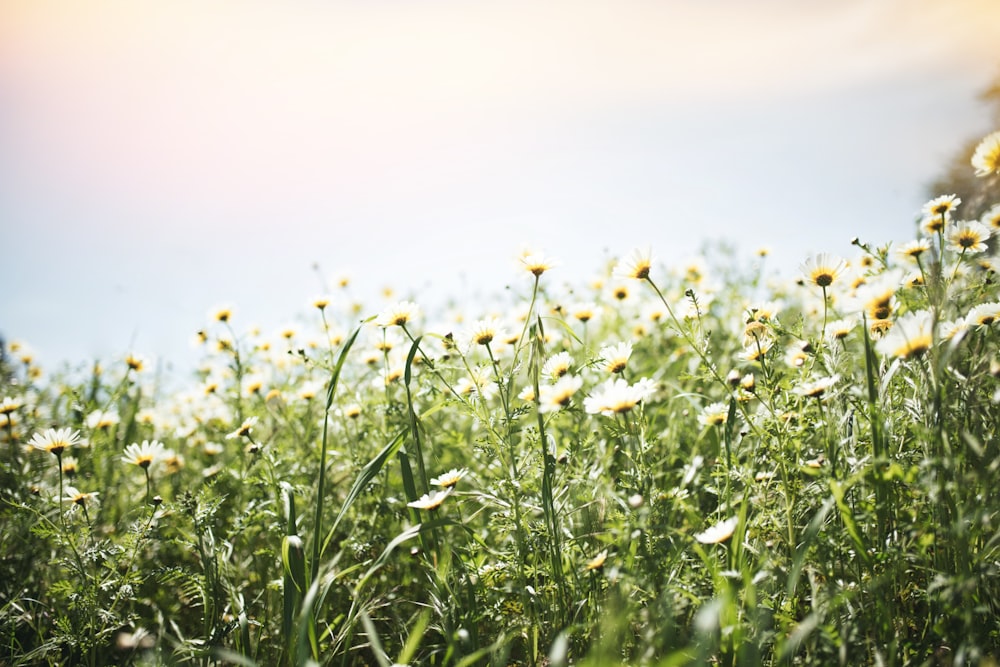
top-left (1, 0), bottom-right (999, 373)
top-left (2, 0), bottom-right (997, 212)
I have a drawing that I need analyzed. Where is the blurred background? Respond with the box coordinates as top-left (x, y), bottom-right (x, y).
top-left (1, 0), bottom-right (999, 377)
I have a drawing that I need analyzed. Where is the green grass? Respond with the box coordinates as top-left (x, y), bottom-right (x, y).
top-left (3, 189), bottom-right (1000, 665)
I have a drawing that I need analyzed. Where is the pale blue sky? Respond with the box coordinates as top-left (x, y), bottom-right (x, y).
top-left (1, 0), bottom-right (998, 376)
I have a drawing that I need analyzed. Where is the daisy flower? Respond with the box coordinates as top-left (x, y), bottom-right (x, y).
top-left (583, 378), bottom-right (656, 416)
top-left (122, 440), bottom-right (165, 469)
top-left (571, 302), bottom-right (599, 323)
top-left (538, 375), bottom-right (584, 413)
top-left (63, 485), bottom-right (100, 508)
top-left (28, 427), bottom-right (82, 457)
top-left (869, 318), bottom-right (893, 339)
top-left (795, 374), bottom-right (840, 399)
top-left (965, 302), bottom-right (1000, 328)
top-left (611, 284), bottom-right (630, 301)
top-left (742, 320), bottom-right (776, 358)
top-left (643, 303), bottom-right (667, 323)
top-left (61, 456), bottom-right (79, 477)
top-left (875, 311), bottom-right (934, 359)
top-left (0, 397), bottom-right (22, 415)
top-left (125, 353), bottom-right (146, 372)
top-left (430, 468), bottom-right (469, 488)
top-left (784, 341), bottom-right (810, 369)
top-left (376, 301), bottom-right (420, 328)
top-left (86, 409), bottom-right (120, 430)
top-left (615, 248), bottom-right (654, 280)
top-left (211, 305), bottom-right (234, 323)
top-left (542, 352), bottom-right (574, 380)
top-left (376, 365), bottom-right (405, 387)
top-left (747, 301), bottom-right (781, 323)
top-left (407, 488), bottom-right (452, 511)
top-left (972, 130), bottom-right (1000, 177)
top-left (226, 416), bottom-right (259, 440)
top-left (694, 516), bottom-right (739, 544)
top-left (940, 318), bottom-right (969, 341)
top-left (466, 318), bottom-right (505, 347)
top-left (902, 271), bottom-right (924, 289)
top-left (598, 341), bottom-right (633, 374)
top-left (824, 317), bottom-right (857, 341)
top-left (947, 220), bottom-right (991, 255)
top-left (519, 249), bottom-right (558, 277)
top-left (922, 194), bottom-right (961, 224)
top-left (981, 204), bottom-right (1000, 230)
top-left (698, 402), bottom-right (728, 427)
top-left (800, 254), bottom-right (847, 289)
top-left (896, 238), bottom-right (931, 263)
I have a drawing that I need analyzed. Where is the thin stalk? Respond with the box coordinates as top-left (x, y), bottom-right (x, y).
top-left (531, 318), bottom-right (568, 623)
top-left (311, 323), bottom-right (364, 583)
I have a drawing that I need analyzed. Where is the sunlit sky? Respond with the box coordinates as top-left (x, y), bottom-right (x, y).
top-left (2, 0), bottom-right (999, 376)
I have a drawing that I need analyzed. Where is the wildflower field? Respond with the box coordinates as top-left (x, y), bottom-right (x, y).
top-left (3, 132), bottom-right (1000, 666)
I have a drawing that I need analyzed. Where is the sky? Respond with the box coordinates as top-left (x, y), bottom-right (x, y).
top-left (1, 0), bottom-right (999, 377)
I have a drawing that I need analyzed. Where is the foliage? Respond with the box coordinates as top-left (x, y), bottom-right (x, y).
top-left (3, 136), bottom-right (1000, 666)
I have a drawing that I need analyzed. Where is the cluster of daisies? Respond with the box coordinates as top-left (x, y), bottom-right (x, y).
top-left (6, 130), bottom-right (999, 550)
top-left (24, 425), bottom-right (176, 512)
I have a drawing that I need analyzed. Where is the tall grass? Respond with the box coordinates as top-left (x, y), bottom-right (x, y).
top-left (2, 152), bottom-right (1000, 665)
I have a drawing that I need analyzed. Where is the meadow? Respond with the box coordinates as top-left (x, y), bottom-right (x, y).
top-left (3, 131), bottom-right (1000, 666)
